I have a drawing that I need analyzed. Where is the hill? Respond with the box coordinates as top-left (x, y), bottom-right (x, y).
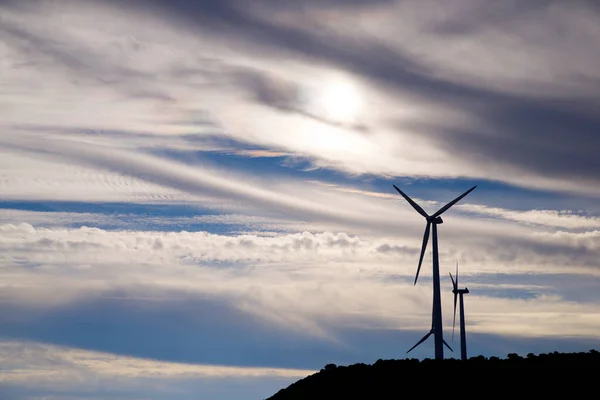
top-left (266, 350), bottom-right (600, 399)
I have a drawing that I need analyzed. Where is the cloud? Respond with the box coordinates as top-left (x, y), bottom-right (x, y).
top-left (1, 0), bottom-right (599, 195)
top-left (0, 340), bottom-right (314, 399)
top-left (0, 340), bottom-right (314, 382)
top-left (7, 126), bottom-right (591, 244)
top-left (1, 219), bottom-right (600, 346)
top-left (1, 132), bottom-right (395, 228)
top-left (457, 204), bottom-right (600, 230)
top-left (0, 148), bottom-right (197, 203)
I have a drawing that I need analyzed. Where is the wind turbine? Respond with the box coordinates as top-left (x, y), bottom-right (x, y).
top-left (450, 261), bottom-right (470, 361)
top-left (393, 184), bottom-right (476, 360)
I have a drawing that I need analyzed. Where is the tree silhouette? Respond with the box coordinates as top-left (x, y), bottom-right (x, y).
top-left (266, 350), bottom-right (600, 399)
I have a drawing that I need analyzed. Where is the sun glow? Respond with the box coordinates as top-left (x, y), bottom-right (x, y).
top-left (316, 79), bottom-right (362, 124)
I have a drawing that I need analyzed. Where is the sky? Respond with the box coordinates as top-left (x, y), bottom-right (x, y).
top-left (1, 0), bottom-right (600, 398)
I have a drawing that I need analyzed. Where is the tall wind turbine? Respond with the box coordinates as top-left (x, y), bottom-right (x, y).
top-left (393, 184), bottom-right (476, 360)
top-left (450, 261), bottom-right (470, 361)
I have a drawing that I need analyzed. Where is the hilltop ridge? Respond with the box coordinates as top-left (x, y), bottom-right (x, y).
top-left (266, 350), bottom-right (600, 399)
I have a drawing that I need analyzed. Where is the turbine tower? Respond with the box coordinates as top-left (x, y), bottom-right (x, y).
top-left (450, 261), bottom-right (470, 361)
top-left (393, 184), bottom-right (476, 360)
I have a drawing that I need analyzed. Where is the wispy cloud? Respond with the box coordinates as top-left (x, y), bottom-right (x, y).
top-left (0, 340), bottom-right (313, 400)
top-left (2, 0), bottom-right (599, 194)
top-left (0, 340), bottom-right (314, 382)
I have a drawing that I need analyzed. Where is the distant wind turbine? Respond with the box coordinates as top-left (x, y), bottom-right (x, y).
top-left (450, 261), bottom-right (470, 361)
top-left (393, 184), bottom-right (477, 360)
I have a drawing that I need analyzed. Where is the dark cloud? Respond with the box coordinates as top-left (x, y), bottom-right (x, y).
top-left (101, 0), bottom-right (581, 104)
top-left (427, 0), bottom-right (557, 36)
top-left (464, 233), bottom-right (600, 271)
top-left (3, 0), bottom-right (600, 191)
top-left (98, 0), bottom-right (600, 188)
top-left (231, 67), bottom-right (369, 130)
top-left (231, 68), bottom-right (302, 112)
top-left (102, 0), bottom-right (463, 101)
top-left (376, 243), bottom-right (418, 255)
top-left (413, 98), bottom-right (600, 186)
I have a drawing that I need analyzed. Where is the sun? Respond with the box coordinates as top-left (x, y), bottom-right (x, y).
top-left (316, 79), bottom-right (362, 124)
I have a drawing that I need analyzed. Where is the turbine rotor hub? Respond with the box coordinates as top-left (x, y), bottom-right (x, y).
top-left (426, 216), bottom-right (444, 224)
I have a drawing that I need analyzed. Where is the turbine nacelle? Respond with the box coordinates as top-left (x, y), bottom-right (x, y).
top-left (452, 288), bottom-right (469, 295)
top-left (426, 215), bottom-right (444, 224)
top-left (425, 215), bottom-right (443, 224)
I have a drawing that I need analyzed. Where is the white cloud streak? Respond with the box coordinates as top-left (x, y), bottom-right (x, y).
top-left (1, 0), bottom-right (600, 194)
top-left (0, 340), bottom-right (314, 389)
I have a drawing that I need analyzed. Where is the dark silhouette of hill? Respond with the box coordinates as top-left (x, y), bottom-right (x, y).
top-left (266, 350), bottom-right (600, 399)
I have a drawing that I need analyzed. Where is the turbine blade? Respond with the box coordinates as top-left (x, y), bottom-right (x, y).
top-left (432, 185), bottom-right (477, 218)
top-left (449, 272), bottom-right (456, 290)
top-left (449, 271), bottom-right (458, 342)
top-left (393, 185), bottom-right (429, 218)
top-left (456, 261), bottom-right (459, 288)
top-left (414, 222), bottom-right (431, 285)
top-left (406, 331), bottom-right (433, 354)
top-left (443, 339), bottom-right (454, 352)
